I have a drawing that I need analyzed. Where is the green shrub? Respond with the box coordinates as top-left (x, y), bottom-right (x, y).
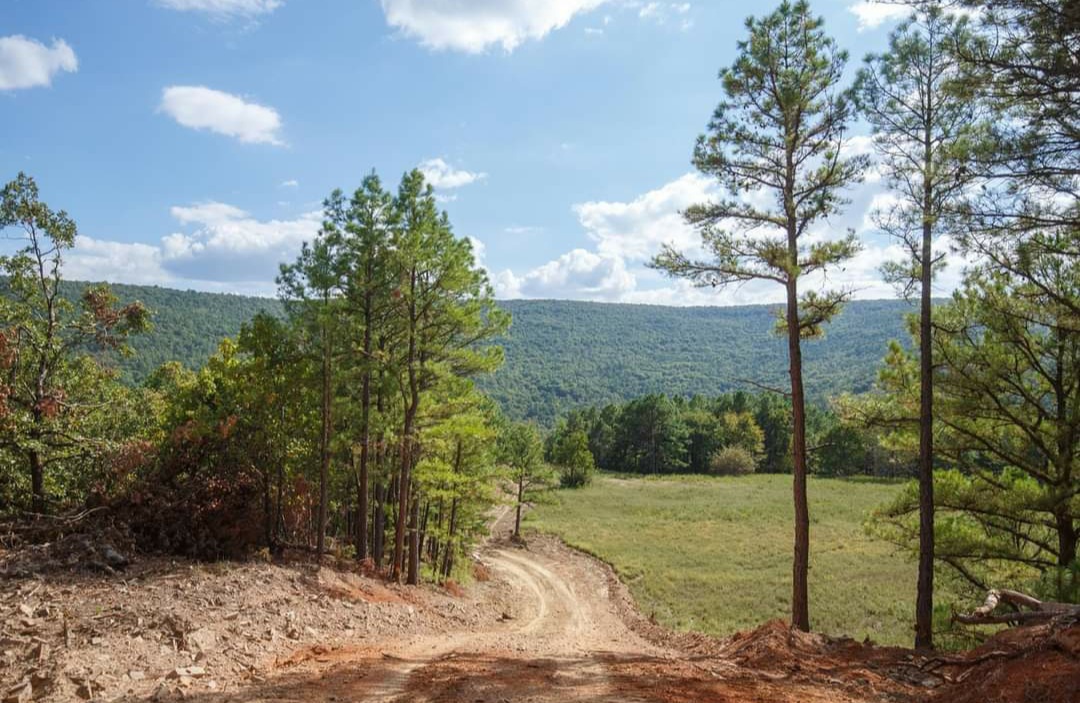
top-left (708, 446), bottom-right (757, 476)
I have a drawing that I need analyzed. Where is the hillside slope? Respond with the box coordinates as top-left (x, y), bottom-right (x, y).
top-left (488, 299), bottom-right (912, 423)
top-left (90, 283), bottom-right (913, 422)
top-left (75, 282), bottom-right (284, 383)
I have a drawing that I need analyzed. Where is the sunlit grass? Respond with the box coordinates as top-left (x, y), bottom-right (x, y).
top-left (527, 473), bottom-right (931, 646)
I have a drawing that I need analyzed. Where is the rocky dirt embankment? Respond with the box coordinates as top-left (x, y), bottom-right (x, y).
top-left (0, 549), bottom-right (511, 702)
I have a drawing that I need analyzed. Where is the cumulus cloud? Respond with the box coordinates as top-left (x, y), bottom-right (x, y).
top-left (66, 201), bottom-right (321, 294)
top-left (380, 0), bottom-right (610, 53)
top-left (495, 248), bottom-right (635, 301)
top-left (64, 175), bottom-right (974, 305)
top-left (842, 134), bottom-right (885, 183)
top-left (418, 158), bottom-right (487, 189)
top-left (0, 36), bottom-right (77, 91)
top-left (848, 1), bottom-right (980, 30)
top-left (493, 173), bottom-right (714, 302)
top-left (574, 173), bottom-right (716, 261)
top-left (280, 179), bottom-right (299, 188)
top-left (848, 1), bottom-right (912, 30)
top-left (154, 0), bottom-right (283, 19)
top-left (492, 170), bottom-right (976, 306)
top-left (860, 192), bottom-right (901, 231)
top-left (159, 86), bottom-right (284, 145)
top-left (161, 202), bottom-right (320, 280)
top-left (842, 134), bottom-right (876, 158)
top-left (65, 238), bottom-right (168, 286)
top-left (466, 236), bottom-right (487, 269)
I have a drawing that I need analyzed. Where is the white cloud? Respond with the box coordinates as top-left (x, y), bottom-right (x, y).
top-left (466, 236), bottom-right (488, 271)
top-left (0, 36), bottom-right (77, 91)
top-left (66, 201), bottom-right (320, 294)
top-left (574, 172), bottom-right (717, 261)
top-left (495, 248), bottom-right (635, 301)
top-left (154, 0), bottom-right (283, 19)
top-left (380, 0), bottom-right (609, 53)
top-left (505, 225), bottom-right (543, 235)
top-left (842, 135), bottom-right (885, 183)
top-left (848, 1), bottom-right (911, 30)
top-left (161, 202), bottom-right (320, 280)
top-left (632, 1), bottom-right (691, 26)
top-left (65, 238), bottom-right (168, 286)
top-left (280, 179), bottom-right (299, 188)
top-left (492, 171), bottom-right (974, 306)
top-left (638, 2), bottom-right (661, 19)
top-left (861, 192), bottom-right (901, 230)
top-left (159, 85), bottom-right (284, 145)
top-left (841, 134), bottom-right (876, 158)
top-left (848, 1), bottom-right (981, 31)
top-left (418, 158), bottom-right (487, 189)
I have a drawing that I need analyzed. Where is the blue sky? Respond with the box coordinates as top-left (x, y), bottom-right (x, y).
top-left (1, 0), bottom-right (952, 304)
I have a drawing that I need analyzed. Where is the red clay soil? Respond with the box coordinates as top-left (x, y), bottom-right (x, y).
top-left (3, 530), bottom-right (1077, 702)
top-left (926, 622), bottom-right (1080, 703)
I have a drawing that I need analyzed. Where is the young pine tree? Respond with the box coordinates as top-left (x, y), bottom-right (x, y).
top-left (854, 3), bottom-right (980, 649)
top-left (341, 172), bottom-right (397, 561)
top-left (650, 1), bottom-right (866, 631)
top-left (277, 196), bottom-right (347, 561)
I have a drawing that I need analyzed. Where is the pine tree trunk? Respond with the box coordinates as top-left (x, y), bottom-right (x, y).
top-left (786, 276), bottom-right (811, 633)
top-left (372, 380), bottom-right (387, 567)
top-left (514, 473), bottom-right (525, 539)
top-left (392, 270), bottom-right (419, 582)
top-left (357, 286), bottom-right (373, 561)
top-left (407, 488), bottom-right (420, 585)
top-left (316, 319), bottom-right (332, 561)
top-left (275, 458), bottom-right (285, 549)
top-left (392, 426), bottom-right (413, 581)
top-left (263, 466), bottom-right (273, 549)
top-left (442, 497), bottom-right (458, 579)
top-left (916, 156), bottom-right (936, 649)
top-left (373, 481), bottom-right (385, 566)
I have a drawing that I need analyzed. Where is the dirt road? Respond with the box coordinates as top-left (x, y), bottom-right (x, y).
top-left (5, 519), bottom-right (1074, 701)
top-left (345, 544), bottom-right (673, 703)
top-left (186, 529), bottom-right (938, 703)
top-left (203, 533), bottom-right (680, 702)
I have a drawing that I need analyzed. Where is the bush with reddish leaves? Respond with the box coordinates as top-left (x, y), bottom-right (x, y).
top-left (118, 419), bottom-right (267, 559)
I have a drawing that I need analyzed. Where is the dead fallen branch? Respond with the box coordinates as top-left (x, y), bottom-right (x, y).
top-left (955, 589), bottom-right (1079, 626)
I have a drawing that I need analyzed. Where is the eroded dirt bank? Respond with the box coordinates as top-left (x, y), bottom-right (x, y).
top-left (3, 530), bottom-right (1078, 702)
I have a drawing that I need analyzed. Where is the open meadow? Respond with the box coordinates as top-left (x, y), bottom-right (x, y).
top-left (527, 474), bottom-right (941, 647)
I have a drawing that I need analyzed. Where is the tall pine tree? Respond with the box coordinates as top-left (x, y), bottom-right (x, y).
top-left (651, 1), bottom-right (866, 631)
top-left (854, 3), bottom-right (980, 649)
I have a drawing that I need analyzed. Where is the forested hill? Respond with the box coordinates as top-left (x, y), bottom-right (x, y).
top-left (66, 282), bottom-right (284, 383)
top-left (488, 299), bottom-right (912, 423)
top-left (82, 282), bottom-right (913, 423)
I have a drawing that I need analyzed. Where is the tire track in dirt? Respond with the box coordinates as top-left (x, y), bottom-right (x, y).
top-left (334, 537), bottom-right (659, 702)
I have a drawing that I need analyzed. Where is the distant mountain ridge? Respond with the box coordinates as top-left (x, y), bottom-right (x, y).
top-left (81, 282), bottom-right (914, 424)
top-left (488, 298), bottom-right (912, 423)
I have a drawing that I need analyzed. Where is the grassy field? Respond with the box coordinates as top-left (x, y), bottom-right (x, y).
top-left (526, 474), bottom-right (927, 647)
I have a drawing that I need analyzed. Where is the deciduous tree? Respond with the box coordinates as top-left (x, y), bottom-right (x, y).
top-left (0, 173), bottom-right (149, 513)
